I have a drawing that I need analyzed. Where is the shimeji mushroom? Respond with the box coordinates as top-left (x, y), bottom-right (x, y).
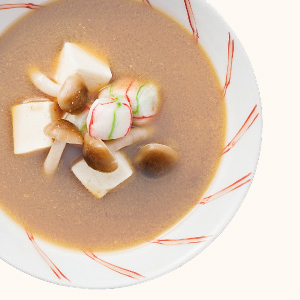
top-left (134, 143), bottom-right (179, 177)
top-left (30, 68), bottom-right (89, 114)
top-left (44, 119), bottom-right (83, 175)
top-left (83, 127), bottom-right (151, 172)
top-left (29, 67), bottom-right (61, 97)
top-left (82, 127), bottom-right (151, 172)
top-left (105, 127), bottom-right (151, 152)
top-left (57, 74), bottom-right (88, 114)
top-left (83, 133), bottom-right (118, 173)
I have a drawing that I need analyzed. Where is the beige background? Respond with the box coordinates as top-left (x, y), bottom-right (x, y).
top-left (1, 0), bottom-right (299, 299)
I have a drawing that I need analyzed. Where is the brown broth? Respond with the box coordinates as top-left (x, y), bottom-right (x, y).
top-left (0, 0), bottom-right (226, 252)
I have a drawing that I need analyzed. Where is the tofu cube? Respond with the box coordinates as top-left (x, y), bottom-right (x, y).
top-left (55, 43), bottom-right (112, 91)
top-left (71, 152), bottom-right (133, 199)
top-left (12, 101), bottom-right (59, 154)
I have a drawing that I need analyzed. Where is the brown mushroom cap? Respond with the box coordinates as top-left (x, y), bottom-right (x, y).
top-left (44, 119), bottom-right (83, 144)
top-left (134, 143), bottom-right (179, 177)
top-left (57, 74), bottom-right (88, 114)
top-left (83, 133), bottom-right (118, 173)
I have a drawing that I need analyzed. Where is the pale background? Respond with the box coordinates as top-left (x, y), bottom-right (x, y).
top-left (1, 0), bottom-right (299, 299)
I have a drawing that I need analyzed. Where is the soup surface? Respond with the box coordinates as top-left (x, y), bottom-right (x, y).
top-left (0, 0), bottom-right (226, 251)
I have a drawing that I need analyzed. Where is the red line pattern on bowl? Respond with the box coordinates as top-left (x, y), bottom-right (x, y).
top-left (151, 236), bottom-right (211, 245)
top-left (141, 0), bottom-right (151, 7)
top-left (223, 33), bottom-right (235, 97)
top-left (184, 0), bottom-right (199, 41)
top-left (222, 105), bottom-right (260, 154)
top-left (0, 3), bottom-right (39, 10)
top-left (26, 231), bottom-right (70, 282)
top-left (84, 251), bottom-right (145, 280)
top-left (141, 0), bottom-right (199, 43)
top-left (199, 173), bottom-right (252, 205)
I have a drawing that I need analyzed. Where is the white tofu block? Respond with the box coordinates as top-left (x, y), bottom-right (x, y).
top-left (72, 152), bottom-right (133, 199)
top-left (55, 43), bottom-right (112, 91)
top-left (12, 101), bottom-right (59, 154)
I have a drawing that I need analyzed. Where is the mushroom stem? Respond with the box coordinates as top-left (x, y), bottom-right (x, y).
top-left (105, 127), bottom-right (151, 152)
top-left (43, 140), bottom-right (66, 175)
top-left (29, 67), bottom-right (61, 97)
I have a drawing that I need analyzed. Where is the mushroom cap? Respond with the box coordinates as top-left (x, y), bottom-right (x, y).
top-left (134, 143), bottom-right (179, 177)
top-left (44, 119), bottom-right (83, 144)
top-left (83, 133), bottom-right (118, 173)
top-left (57, 74), bottom-right (88, 114)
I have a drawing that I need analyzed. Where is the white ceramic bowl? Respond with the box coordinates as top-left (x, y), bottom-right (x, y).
top-left (0, 0), bottom-right (262, 289)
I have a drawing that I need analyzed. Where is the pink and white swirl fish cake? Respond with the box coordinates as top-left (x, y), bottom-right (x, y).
top-left (99, 79), bottom-right (160, 124)
top-left (87, 97), bottom-right (132, 141)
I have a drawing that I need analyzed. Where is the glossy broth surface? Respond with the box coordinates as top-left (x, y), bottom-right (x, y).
top-left (0, 0), bottom-right (226, 251)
